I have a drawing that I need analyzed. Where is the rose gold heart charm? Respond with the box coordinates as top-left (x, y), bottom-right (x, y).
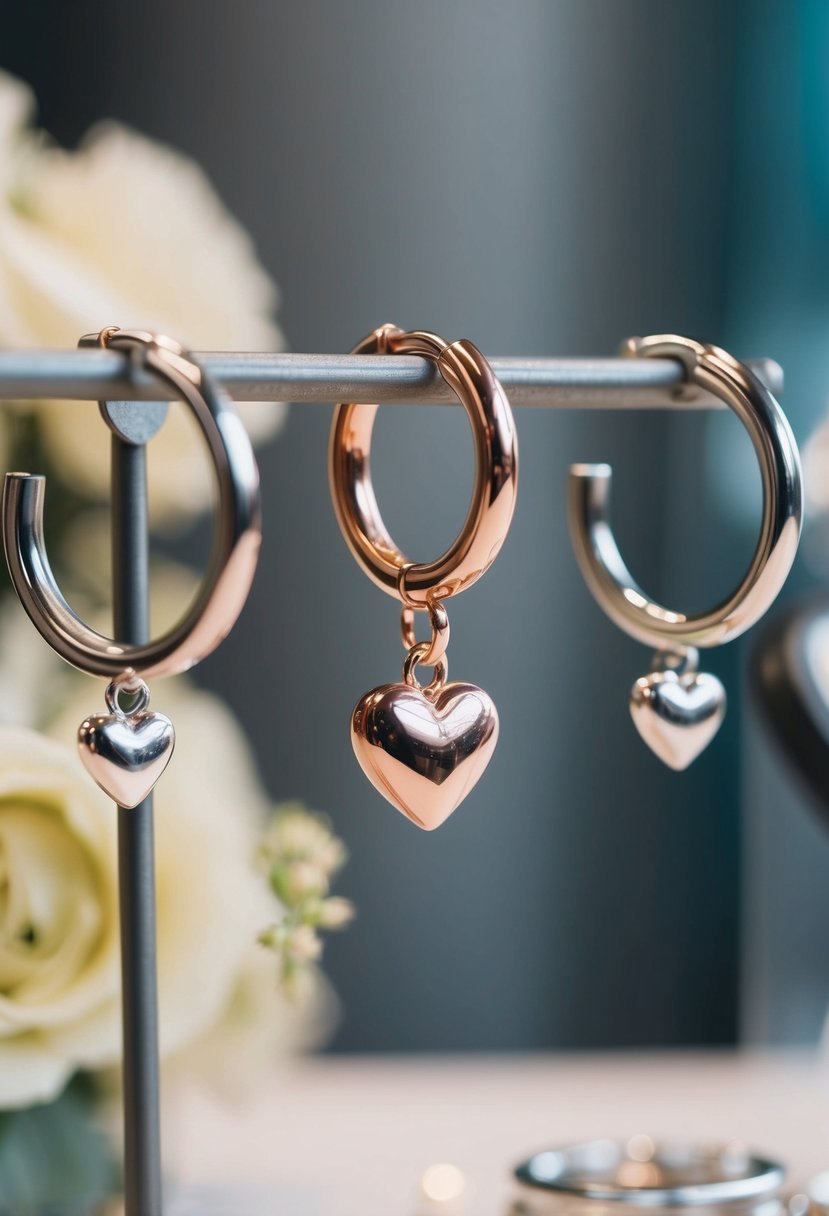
top-left (351, 680), bottom-right (499, 830)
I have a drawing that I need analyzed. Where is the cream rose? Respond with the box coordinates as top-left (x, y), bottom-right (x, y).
top-left (0, 70), bottom-right (285, 523)
top-left (0, 664), bottom-right (328, 1110)
top-left (0, 729), bottom-right (119, 1108)
top-left (47, 681), bottom-right (277, 1064)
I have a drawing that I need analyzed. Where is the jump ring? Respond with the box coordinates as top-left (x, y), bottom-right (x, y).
top-left (400, 598), bottom-right (450, 667)
top-left (402, 641), bottom-right (448, 695)
top-left (105, 676), bottom-right (151, 717)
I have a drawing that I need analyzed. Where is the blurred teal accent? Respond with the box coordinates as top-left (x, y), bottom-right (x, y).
top-left (800, 0), bottom-right (829, 234)
top-left (0, 1081), bottom-right (117, 1215)
top-left (708, 0), bottom-right (829, 528)
top-left (726, 0), bottom-right (829, 1044)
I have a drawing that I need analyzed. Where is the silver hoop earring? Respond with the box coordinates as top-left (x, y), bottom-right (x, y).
top-left (568, 334), bottom-right (802, 770)
top-left (2, 327), bottom-right (262, 805)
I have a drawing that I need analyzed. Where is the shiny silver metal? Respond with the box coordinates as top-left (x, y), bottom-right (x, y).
top-left (630, 667), bottom-right (726, 771)
top-left (515, 1139), bottom-right (786, 1207)
top-left (351, 679), bottom-right (499, 831)
top-left (78, 679), bottom-right (175, 810)
top-left (0, 346), bottom-right (783, 408)
top-left (568, 337), bottom-right (802, 651)
top-left (2, 330), bottom-right (262, 679)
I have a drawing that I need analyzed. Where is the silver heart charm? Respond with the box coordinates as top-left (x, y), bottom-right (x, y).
top-left (351, 680), bottom-right (499, 830)
top-left (78, 679), bottom-right (175, 808)
top-left (630, 669), bottom-right (726, 770)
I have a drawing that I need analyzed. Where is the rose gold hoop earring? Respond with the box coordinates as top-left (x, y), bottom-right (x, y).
top-left (329, 324), bottom-right (518, 830)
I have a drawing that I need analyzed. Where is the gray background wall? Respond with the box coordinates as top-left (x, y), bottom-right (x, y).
top-left (5, 0), bottom-right (825, 1051)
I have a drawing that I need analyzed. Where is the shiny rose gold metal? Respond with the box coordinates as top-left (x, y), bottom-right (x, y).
top-left (351, 677), bottom-right (499, 831)
top-left (402, 641), bottom-right (449, 694)
top-left (331, 324), bottom-right (517, 829)
top-left (329, 324), bottom-right (518, 604)
top-left (400, 597), bottom-right (450, 668)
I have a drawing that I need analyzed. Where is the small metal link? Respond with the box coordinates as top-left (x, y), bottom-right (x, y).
top-left (106, 676), bottom-right (151, 718)
top-left (400, 597), bottom-right (450, 667)
top-left (402, 641), bottom-right (448, 696)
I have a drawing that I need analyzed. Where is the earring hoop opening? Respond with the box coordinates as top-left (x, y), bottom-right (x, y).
top-left (328, 324), bottom-right (518, 605)
top-left (568, 334), bottom-right (802, 650)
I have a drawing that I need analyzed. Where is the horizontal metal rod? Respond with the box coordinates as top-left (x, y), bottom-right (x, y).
top-left (0, 349), bottom-right (783, 409)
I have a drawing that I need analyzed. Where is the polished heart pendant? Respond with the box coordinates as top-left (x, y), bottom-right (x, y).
top-left (351, 680), bottom-right (499, 830)
top-left (629, 668), bottom-right (726, 771)
top-left (78, 679), bottom-right (175, 809)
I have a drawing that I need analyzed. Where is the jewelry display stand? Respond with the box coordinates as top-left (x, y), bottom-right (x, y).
top-left (0, 346), bottom-right (784, 1214)
top-left (108, 406), bottom-right (166, 1215)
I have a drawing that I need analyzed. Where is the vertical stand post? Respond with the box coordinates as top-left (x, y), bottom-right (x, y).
top-left (112, 432), bottom-right (163, 1216)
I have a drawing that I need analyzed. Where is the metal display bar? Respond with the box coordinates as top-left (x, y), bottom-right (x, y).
top-left (0, 349), bottom-right (783, 406)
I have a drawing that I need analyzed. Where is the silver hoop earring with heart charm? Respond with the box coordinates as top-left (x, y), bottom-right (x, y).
top-left (568, 334), bottom-right (802, 770)
top-left (329, 324), bottom-right (519, 830)
top-left (2, 327), bottom-right (261, 807)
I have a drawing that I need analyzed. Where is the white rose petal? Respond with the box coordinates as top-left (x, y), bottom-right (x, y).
top-left (0, 680), bottom-right (331, 1110)
top-left (49, 680), bottom-right (270, 1061)
top-left (0, 729), bottom-right (119, 1108)
top-left (0, 70), bottom-right (286, 524)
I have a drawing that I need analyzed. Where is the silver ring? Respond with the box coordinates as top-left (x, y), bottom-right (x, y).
top-left (515, 1139), bottom-right (785, 1207)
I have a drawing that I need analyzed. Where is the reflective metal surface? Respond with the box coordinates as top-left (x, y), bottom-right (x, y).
top-left (0, 346), bottom-right (783, 407)
top-left (332, 325), bottom-right (514, 826)
top-left (400, 595), bottom-right (450, 667)
top-left (2, 329), bottom-right (262, 679)
top-left (630, 657), bottom-right (727, 771)
top-left (568, 336), bottom-right (802, 651)
top-left (351, 679), bottom-right (499, 831)
top-left (78, 679), bottom-right (175, 810)
top-left (329, 324), bottom-right (519, 602)
top-left (516, 1139), bottom-right (786, 1208)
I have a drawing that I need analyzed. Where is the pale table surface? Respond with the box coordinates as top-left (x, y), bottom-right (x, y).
top-left (169, 1051), bottom-right (829, 1216)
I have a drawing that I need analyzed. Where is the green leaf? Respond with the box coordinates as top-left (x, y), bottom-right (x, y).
top-left (0, 1079), bottom-right (118, 1215)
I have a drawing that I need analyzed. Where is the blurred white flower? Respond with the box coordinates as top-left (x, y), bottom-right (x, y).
top-left (315, 896), bottom-right (355, 930)
top-left (258, 802), bottom-right (353, 996)
top-left (48, 681), bottom-right (317, 1072)
top-left (259, 803), bottom-right (347, 877)
top-left (0, 662), bottom-right (332, 1110)
top-left (288, 924), bottom-right (324, 964)
top-left (0, 70), bottom-right (286, 523)
top-left (0, 729), bottom-right (119, 1108)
